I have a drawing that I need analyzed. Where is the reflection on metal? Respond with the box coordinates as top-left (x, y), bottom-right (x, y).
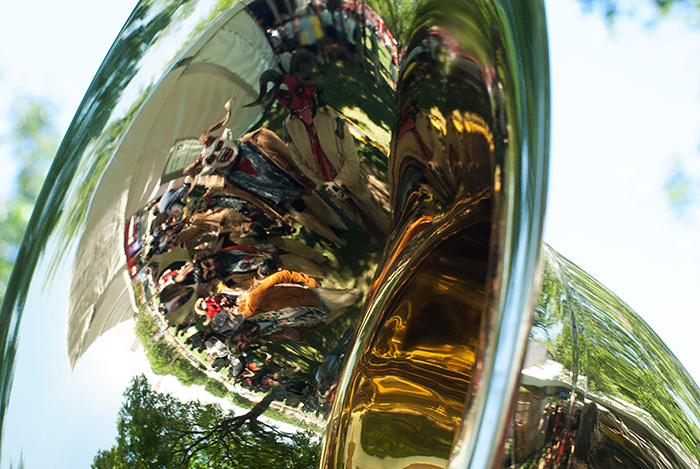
top-left (1, 0), bottom-right (699, 468)
top-left (505, 246), bottom-right (700, 468)
top-left (323, 202), bottom-right (490, 467)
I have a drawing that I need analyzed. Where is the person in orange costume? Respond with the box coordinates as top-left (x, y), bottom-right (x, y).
top-left (235, 270), bottom-right (360, 342)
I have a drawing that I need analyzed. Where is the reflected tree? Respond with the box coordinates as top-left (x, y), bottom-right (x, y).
top-left (93, 375), bottom-right (319, 469)
top-left (539, 247), bottom-right (700, 460)
top-left (367, 0), bottom-right (421, 48)
top-left (530, 257), bottom-right (563, 348)
top-left (51, 0), bottom-right (197, 264)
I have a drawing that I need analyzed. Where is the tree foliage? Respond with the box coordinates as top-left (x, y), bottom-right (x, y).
top-left (134, 311), bottom-right (211, 388)
top-left (0, 99), bottom-right (56, 302)
top-left (664, 159), bottom-right (698, 218)
top-left (0, 99), bottom-right (58, 455)
top-left (367, 0), bottom-right (421, 47)
top-left (93, 375), bottom-right (319, 468)
top-left (577, 0), bottom-right (700, 23)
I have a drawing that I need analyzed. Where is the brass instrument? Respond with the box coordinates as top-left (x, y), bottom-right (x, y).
top-left (0, 0), bottom-right (698, 468)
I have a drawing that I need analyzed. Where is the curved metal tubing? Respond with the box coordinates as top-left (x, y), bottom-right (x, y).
top-left (0, 1), bottom-right (698, 468)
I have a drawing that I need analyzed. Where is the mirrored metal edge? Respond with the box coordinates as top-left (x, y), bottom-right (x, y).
top-left (507, 244), bottom-right (700, 468)
top-left (446, 2), bottom-right (550, 468)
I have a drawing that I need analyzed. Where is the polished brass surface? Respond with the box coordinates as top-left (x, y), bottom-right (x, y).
top-left (344, 231), bottom-right (486, 465)
top-left (0, 0), bottom-right (698, 468)
top-left (325, 197), bottom-right (491, 467)
top-left (502, 246), bottom-right (700, 468)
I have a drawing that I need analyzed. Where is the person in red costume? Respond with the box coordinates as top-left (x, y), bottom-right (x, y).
top-left (247, 55), bottom-right (390, 239)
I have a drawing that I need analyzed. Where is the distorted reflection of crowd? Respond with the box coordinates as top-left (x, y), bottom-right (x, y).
top-left (249, 20), bottom-right (393, 237)
top-left (124, 80), bottom-right (386, 416)
top-left (121, 0), bottom-right (406, 416)
top-left (261, 0), bottom-right (396, 80)
top-left (387, 25), bottom-right (504, 226)
top-left (510, 393), bottom-right (584, 468)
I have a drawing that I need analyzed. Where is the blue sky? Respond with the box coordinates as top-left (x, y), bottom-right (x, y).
top-left (1, 0), bottom-right (699, 466)
top-left (544, 1), bottom-right (700, 384)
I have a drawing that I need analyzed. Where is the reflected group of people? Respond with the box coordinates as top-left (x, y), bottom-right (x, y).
top-left (129, 132), bottom-right (362, 376)
top-left (248, 60), bottom-right (390, 238)
top-left (510, 391), bottom-right (644, 469)
top-left (508, 392), bottom-right (582, 468)
top-left (389, 26), bottom-right (502, 225)
top-left (123, 39), bottom-right (396, 413)
top-left (120, 0), bottom-right (428, 427)
top-left (264, 0), bottom-right (395, 81)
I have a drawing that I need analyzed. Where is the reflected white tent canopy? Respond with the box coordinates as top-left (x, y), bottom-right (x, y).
top-left (66, 5), bottom-right (278, 368)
